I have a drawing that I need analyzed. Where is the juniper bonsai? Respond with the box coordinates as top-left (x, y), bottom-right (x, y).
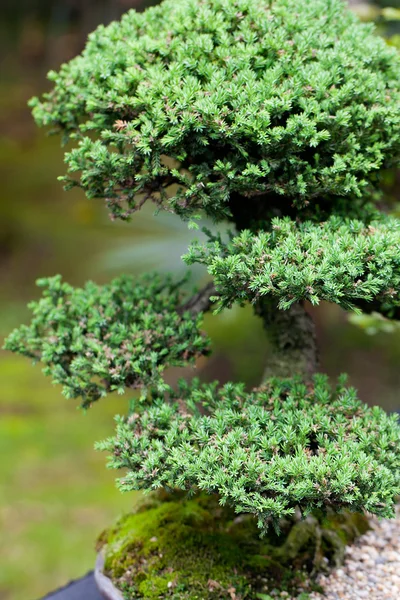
top-left (5, 0), bottom-right (400, 597)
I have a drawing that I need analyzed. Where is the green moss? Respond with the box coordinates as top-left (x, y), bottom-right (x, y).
top-left (101, 494), bottom-right (251, 599)
top-left (98, 493), bottom-right (369, 600)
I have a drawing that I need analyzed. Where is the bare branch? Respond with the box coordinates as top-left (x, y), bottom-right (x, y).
top-left (178, 281), bottom-right (217, 316)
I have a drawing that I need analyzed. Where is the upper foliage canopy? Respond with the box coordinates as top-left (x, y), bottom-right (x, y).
top-left (4, 274), bottom-right (209, 408)
top-left (31, 0), bottom-right (400, 225)
top-left (98, 375), bottom-right (400, 531)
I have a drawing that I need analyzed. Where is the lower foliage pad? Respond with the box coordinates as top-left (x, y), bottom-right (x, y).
top-left (98, 375), bottom-right (400, 532)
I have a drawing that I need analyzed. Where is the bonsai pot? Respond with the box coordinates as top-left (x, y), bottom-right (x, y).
top-left (95, 553), bottom-right (124, 600)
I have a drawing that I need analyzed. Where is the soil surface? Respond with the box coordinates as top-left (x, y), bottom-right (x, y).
top-left (41, 506), bottom-right (400, 600)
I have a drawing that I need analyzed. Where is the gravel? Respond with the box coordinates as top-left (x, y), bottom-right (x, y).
top-left (309, 506), bottom-right (400, 600)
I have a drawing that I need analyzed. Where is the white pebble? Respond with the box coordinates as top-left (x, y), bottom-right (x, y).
top-left (310, 506), bottom-right (400, 600)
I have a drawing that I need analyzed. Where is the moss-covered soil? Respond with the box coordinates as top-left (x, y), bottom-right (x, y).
top-left (98, 492), bottom-right (370, 600)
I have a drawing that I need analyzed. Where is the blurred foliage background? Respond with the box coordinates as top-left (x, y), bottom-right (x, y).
top-left (1, 1), bottom-right (400, 599)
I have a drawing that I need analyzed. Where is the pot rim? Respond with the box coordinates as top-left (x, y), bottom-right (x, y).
top-left (94, 552), bottom-right (125, 600)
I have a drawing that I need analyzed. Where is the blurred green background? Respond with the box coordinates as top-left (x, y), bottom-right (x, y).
top-left (1, 1), bottom-right (400, 599)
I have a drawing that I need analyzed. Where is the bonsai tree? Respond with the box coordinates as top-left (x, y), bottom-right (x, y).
top-left (5, 0), bottom-right (400, 597)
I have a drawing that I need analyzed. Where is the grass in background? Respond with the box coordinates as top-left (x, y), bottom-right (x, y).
top-left (0, 353), bottom-right (135, 600)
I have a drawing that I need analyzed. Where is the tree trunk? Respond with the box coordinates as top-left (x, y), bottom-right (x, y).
top-left (256, 299), bottom-right (319, 381)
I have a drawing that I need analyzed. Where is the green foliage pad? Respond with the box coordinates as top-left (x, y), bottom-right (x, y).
top-left (30, 0), bottom-right (400, 223)
top-left (185, 215), bottom-right (400, 314)
top-left (98, 376), bottom-right (400, 531)
top-left (4, 274), bottom-right (209, 408)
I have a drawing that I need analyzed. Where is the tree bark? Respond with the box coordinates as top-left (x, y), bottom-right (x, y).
top-left (178, 281), bottom-right (216, 316)
top-left (256, 299), bottom-right (319, 381)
